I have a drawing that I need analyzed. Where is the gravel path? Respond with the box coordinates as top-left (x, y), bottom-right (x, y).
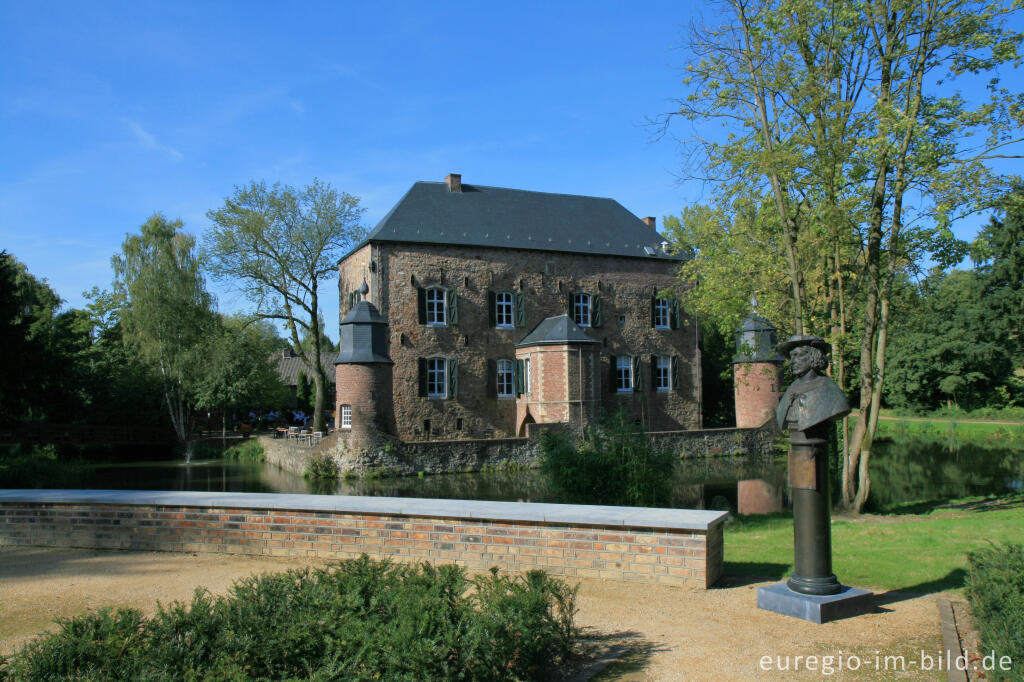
top-left (0, 547), bottom-right (942, 680)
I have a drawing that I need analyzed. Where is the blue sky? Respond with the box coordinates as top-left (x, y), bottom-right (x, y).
top-left (1, 1), bottom-right (1019, 341)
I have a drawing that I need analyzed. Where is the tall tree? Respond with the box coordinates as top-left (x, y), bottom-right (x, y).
top-left (195, 315), bottom-right (289, 436)
top-left (972, 189), bottom-right (1024, 367)
top-left (665, 0), bottom-right (1022, 511)
top-left (113, 214), bottom-right (217, 455)
top-left (205, 180), bottom-right (365, 432)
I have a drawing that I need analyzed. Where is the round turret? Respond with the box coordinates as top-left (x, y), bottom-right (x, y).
top-left (732, 306), bottom-right (783, 428)
top-left (335, 298), bottom-right (395, 443)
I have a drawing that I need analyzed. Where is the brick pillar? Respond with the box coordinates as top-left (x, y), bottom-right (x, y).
top-left (733, 361), bottom-right (782, 428)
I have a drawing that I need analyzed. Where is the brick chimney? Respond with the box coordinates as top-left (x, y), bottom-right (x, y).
top-left (642, 216), bottom-right (656, 227)
top-left (445, 173), bottom-right (462, 192)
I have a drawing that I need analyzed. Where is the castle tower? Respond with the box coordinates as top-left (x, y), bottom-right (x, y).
top-left (335, 281), bottom-right (395, 444)
top-left (732, 301), bottom-right (783, 428)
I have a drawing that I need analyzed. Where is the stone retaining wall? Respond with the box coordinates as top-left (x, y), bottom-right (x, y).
top-left (259, 420), bottom-right (777, 479)
top-left (0, 490), bottom-right (727, 589)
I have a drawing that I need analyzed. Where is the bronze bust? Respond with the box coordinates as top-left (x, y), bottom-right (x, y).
top-left (776, 336), bottom-right (851, 431)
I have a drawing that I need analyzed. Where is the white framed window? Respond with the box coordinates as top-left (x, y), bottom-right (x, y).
top-left (654, 298), bottom-right (670, 329)
top-left (524, 357), bottom-right (531, 394)
top-left (497, 359), bottom-right (514, 397)
top-left (340, 404), bottom-right (352, 429)
top-left (427, 357), bottom-right (447, 397)
top-left (426, 288), bottom-right (446, 325)
top-left (656, 356), bottom-right (671, 391)
top-left (573, 293), bottom-right (591, 327)
top-left (616, 356), bottom-right (633, 392)
top-left (495, 292), bottom-right (514, 328)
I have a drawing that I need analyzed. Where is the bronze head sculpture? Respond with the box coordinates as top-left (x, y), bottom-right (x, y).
top-left (775, 335), bottom-right (851, 431)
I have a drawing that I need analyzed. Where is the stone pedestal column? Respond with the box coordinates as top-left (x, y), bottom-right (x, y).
top-left (785, 421), bottom-right (840, 596)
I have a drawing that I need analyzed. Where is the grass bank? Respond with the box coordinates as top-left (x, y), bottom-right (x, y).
top-left (724, 494), bottom-right (1024, 593)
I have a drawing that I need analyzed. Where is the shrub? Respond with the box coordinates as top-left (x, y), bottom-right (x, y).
top-left (0, 444), bottom-right (86, 488)
top-left (966, 543), bottom-right (1024, 681)
top-left (303, 452), bottom-right (338, 480)
top-left (0, 557), bottom-right (578, 681)
top-left (224, 439), bottom-right (265, 463)
top-left (540, 409), bottom-right (676, 507)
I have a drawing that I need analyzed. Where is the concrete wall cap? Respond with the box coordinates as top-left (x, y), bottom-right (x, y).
top-left (0, 489), bottom-right (729, 531)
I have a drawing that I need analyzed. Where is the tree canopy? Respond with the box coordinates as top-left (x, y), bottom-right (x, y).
top-left (205, 180), bottom-right (365, 432)
top-left (113, 214), bottom-right (217, 452)
top-left (665, 0), bottom-right (1023, 511)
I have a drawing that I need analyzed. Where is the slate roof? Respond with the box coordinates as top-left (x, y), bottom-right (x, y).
top-left (351, 181), bottom-right (682, 261)
top-left (271, 351), bottom-right (337, 386)
top-left (516, 315), bottom-right (599, 348)
top-left (336, 300), bottom-right (393, 364)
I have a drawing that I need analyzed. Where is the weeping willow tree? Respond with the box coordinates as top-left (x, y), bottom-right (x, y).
top-left (113, 214), bottom-right (216, 457)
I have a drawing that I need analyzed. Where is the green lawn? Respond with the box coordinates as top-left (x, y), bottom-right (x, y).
top-left (724, 495), bottom-right (1024, 593)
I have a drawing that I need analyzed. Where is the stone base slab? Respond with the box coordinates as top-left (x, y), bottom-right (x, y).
top-left (757, 582), bottom-right (873, 623)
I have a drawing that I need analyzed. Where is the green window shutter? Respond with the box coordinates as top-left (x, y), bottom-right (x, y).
top-left (417, 287), bottom-right (427, 325)
top-left (446, 289), bottom-right (458, 325)
top-left (514, 358), bottom-right (525, 396)
top-left (632, 356), bottom-right (643, 391)
top-left (418, 358), bottom-right (427, 397)
top-left (486, 359), bottom-right (497, 398)
top-left (514, 292), bottom-right (525, 328)
top-left (592, 294), bottom-right (602, 327)
top-left (650, 297), bottom-right (657, 328)
top-left (567, 290), bottom-right (574, 317)
top-left (671, 355), bottom-right (680, 390)
top-left (487, 291), bottom-right (497, 327)
top-left (609, 355), bottom-right (617, 393)
top-left (650, 354), bottom-right (658, 390)
top-left (670, 299), bottom-right (680, 329)
top-left (447, 358), bottom-right (458, 399)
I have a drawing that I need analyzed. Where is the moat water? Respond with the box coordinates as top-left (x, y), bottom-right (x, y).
top-left (81, 432), bottom-right (1024, 513)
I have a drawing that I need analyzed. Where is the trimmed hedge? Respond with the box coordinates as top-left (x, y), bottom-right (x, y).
top-left (0, 557), bottom-right (578, 681)
top-left (966, 543), bottom-right (1024, 681)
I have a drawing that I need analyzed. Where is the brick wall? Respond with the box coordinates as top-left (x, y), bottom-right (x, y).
top-left (0, 491), bottom-right (726, 589)
top-left (338, 243), bottom-right (699, 441)
top-left (335, 363), bottom-right (395, 442)
top-left (733, 361), bottom-right (783, 429)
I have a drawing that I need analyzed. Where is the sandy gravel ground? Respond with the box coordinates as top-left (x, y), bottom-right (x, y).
top-left (0, 547), bottom-right (943, 680)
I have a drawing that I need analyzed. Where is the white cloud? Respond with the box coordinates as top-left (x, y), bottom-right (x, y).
top-left (124, 119), bottom-right (183, 161)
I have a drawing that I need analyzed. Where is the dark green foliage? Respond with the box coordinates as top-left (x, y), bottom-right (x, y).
top-left (540, 410), bottom-right (676, 506)
top-left (296, 369), bottom-right (314, 413)
top-left (699, 323), bottom-right (736, 428)
top-left (966, 544), bottom-right (1024, 681)
top-left (304, 452), bottom-right (339, 480)
top-left (973, 191), bottom-right (1024, 368)
top-left (0, 445), bottom-right (87, 489)
top-left (0, 557), bottom-right (578, 681)
top-left (885, 269), bottom-right (1015, 412)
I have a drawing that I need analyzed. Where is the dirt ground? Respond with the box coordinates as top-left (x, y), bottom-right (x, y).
top-left (0, 547), bottom-right (944, 680)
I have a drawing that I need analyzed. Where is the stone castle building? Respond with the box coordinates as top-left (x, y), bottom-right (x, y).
top-left (334, 174), bottom-right (702, 442)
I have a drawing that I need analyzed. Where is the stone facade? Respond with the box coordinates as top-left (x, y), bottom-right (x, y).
top-left (258, 419), bottom-right (777, 480)
top-left (338, 242), bottom-right (700, 441)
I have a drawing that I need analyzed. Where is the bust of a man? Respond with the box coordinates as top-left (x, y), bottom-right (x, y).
top-left (775, 335), bottom-right (851, 431)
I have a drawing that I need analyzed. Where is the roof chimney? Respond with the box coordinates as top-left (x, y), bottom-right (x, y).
top-left (642, 216), bottom-right (656, 228)
top-left (445, 173), bottom-right (462, 192)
